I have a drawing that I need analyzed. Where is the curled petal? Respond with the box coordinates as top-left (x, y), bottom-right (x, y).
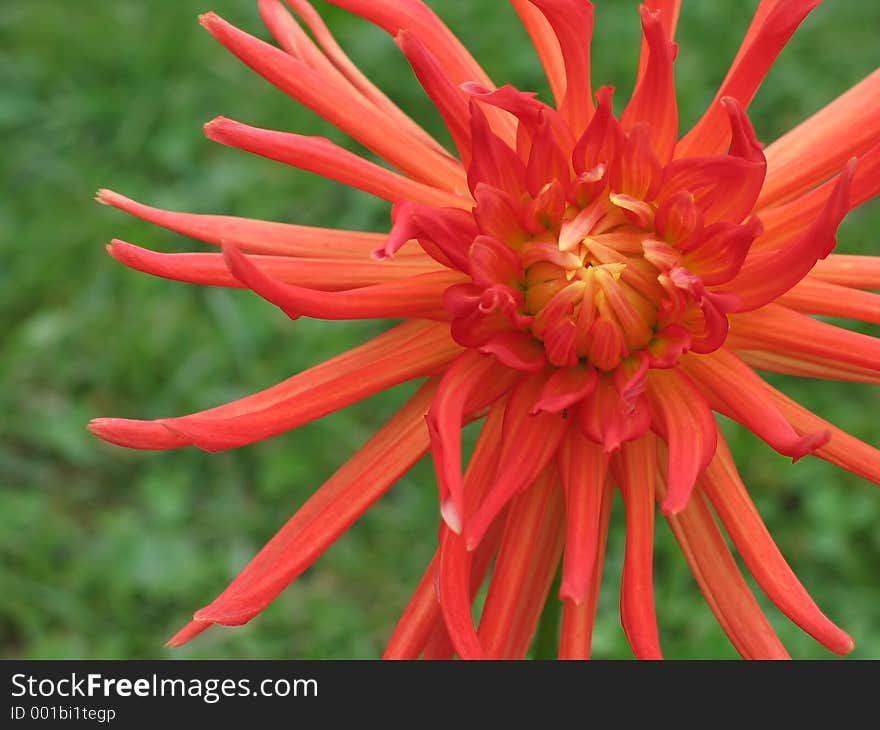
top-left (577, 374), bottom-right (652, 453)
top-left (464, 374), bottom-right (570, 550)
top-left (107, 240), bottom-right (440, 290)
top-left (427, 351), bottom-right (519, 531)
top-left (728, 160), bottom-right (855, 311)
top-left (524, 0), bottom-right (595, 135)
top-left (681, 348), bottom-right (829, 460)
top-left (222, 242), bottom-right (460, 320)
top-left (532, 364), bottom-right (598, 414)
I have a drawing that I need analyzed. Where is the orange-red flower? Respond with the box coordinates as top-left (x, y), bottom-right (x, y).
top-left (91, 0), bottom-right (880, 659)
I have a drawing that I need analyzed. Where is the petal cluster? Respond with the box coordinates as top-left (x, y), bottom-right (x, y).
top-left (93, 0), bottom-right (880, 659)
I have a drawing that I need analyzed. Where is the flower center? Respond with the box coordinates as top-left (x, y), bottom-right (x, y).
top-left (522, 199), bottom-right (670, 371)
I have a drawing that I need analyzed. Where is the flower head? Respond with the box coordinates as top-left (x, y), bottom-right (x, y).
top-left (92, 0), bottom-right (880, 659)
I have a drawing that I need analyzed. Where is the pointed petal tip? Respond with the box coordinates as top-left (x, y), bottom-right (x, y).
top-left (165, 619), bottom-right (212, 648)
top-left (659, 493), bottom-right (689, 517)
top-left (87, 417), bottom-right (190, 450)
top-left (440, 497), bottom-right (463, 534)
top-left (558, 582), bottom-right (586, 606)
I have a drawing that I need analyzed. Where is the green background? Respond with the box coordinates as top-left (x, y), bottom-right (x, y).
top-left (2, 0), bottom-right (878, 659)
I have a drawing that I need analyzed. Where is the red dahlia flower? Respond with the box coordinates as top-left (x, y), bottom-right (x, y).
top-left (91, 0), bottom-right (880, 659)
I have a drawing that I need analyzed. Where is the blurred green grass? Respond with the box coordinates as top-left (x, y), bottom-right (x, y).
top-left (1, 0), bottom-right (878, 659)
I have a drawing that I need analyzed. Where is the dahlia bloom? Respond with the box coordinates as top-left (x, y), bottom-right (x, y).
top-left (90, 0), bottom-right (880, 659)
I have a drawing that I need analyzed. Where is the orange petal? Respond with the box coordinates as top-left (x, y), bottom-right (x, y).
top-left (478, 466), bottom-right (565, 659)
top-left (658, 469), bottom-right (790, 659)
top-left (728, 303), bottom-right (880, 375)
top-left (557, 428), bottom-right (609, 602)
top-left (778, 277), bottom-right (880, 325)
top-left (106, 240), bottom-right (441, 290)
top-left (808, 254), bottom-right (880, 290)
top-left (201, 12), bottom-right (466, 191)
top-left (621, 5), bottom-right (678, 163)
top-left (768, 386), bottom-right (880, 486)
top-left (222, 242), bottom-right (459, 320)
top-left (681, 348), bottom-right (830, 460)
top-left (96, 189), bottom-right (390, 258)
top-left (760, 68), bottom-right (880, 206)
top-left (265, 0), bottom-right (449, 157)
top-left (89, 321), bottom-right (459, 451)
top-left (701, 433), bottom-right (854, 655)
top-left (614, 434), bottom-right (662, 659)
top-left (205, 117), bottom-right (468, 209)
top-left (173, 379), bottom-right (437, 633)
top-left (677, 0), bottom-right (822, 157)
top-left (646, 369), bottom-right (718, 515)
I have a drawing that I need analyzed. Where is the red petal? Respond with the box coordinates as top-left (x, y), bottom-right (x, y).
top-left (576, 374), bottom-right (652, 453)
top-left (222, 242), bottom-right (457, 320)
top-left (397, 30), bottom-right (472, 164)
top-left (646, 369), bottom-right (718, 515)
top-left (464, 374), bottom-right (570, 549)
top-left (477, 467), bottom-right (565, 659)
top-left (614, 435), bottom-right (662, 659)
top-left (728, 160), bottom-right (854, 311)
top-left (557, 428), bottom-right (609, 602)
top-left (532, 364), bottom-right (598, 414)
top-left (523, 0), bottom-right (595, 135)
top-left (558, 475), bottom-right (614, 659)
top-left (467, 101), bottom-right (527, 200)
top-left (427, 351), bottom-right (519, 530)
top-left (621, 5), bottom-right (678, 163)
